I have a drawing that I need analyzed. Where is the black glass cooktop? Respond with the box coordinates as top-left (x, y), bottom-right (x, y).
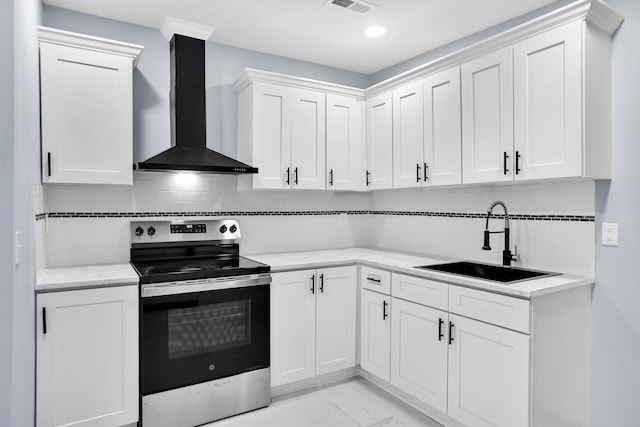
top-left (132, 255), bottom-right (270, 285)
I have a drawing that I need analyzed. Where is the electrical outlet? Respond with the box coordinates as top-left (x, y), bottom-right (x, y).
top-left (602, 223), bottom-right (619, 246)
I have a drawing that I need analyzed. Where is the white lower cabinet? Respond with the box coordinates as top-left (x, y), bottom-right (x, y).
top-left (271, 266), bottom-right (357, 387)
top-left (447, 314), bottom-right (530, 427)
top-left (390, 298), bottom-right (448, 413)
top-left (360, 288), bottom-right (391, 381)
top-left (36, 285), bottom-right (139, 427)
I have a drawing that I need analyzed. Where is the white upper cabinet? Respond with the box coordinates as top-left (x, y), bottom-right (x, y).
top-left (290, 88), bottom-right (326, 189)
top-left (365, 91), bottom-right (394, 190)
top-left (513, 20), bottom-right (583, 180)
top-left (461, 47), bottom-right (514, 184)
top-left (237, 80), bottom-right (325, 190)
top-left (423, 67), bottom-right (462, 186)
top-left (326, 94), bottom-right (365, 191)
top-left (393, 80), bottom-right (424, 188)
top-left (39, 27), bottom-right (142, 185)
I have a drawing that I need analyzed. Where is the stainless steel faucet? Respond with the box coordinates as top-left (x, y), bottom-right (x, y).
top-left (482, 200), bottom-right (518, 266)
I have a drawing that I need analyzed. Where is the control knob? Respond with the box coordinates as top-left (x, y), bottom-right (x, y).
top-left (135, 226), bottom-right (144, 237)
top-left (147, 226), bottom-right (156, 236)
top-left (229, 224), bottom-right (237, 233)
top-left (219, 225), bottom-right (227, 234)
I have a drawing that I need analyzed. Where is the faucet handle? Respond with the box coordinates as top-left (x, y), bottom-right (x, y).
top-left (511, 244), bottom-right (519, 262)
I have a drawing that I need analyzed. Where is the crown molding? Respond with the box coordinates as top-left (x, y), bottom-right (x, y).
top-left (365, 0), bottom-right (623, 97)
top-left (160, 17), bottom-right (215, 41)
top-left (233, 68), bottom-right (365, 100)
top-left (38, 26), bottom-right (143, 67)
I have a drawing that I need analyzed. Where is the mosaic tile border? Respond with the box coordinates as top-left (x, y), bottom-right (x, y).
top-left (38, 211), bottom-right (595, 222)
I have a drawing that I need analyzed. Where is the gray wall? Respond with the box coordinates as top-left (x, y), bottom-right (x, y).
top-left (593, 0), bottom-right (640, 425)
top-left (43, 6), bottom-right (370, 164)
top-left (0, 0), bottom-right (14, 423)
top-left (10, 0), bottom-right (41, 425)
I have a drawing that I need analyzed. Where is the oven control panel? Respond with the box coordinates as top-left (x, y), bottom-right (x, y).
top-left (170, 223), bottom-right (207, 234)
top-left (130, 219), bottom-right (240, 244)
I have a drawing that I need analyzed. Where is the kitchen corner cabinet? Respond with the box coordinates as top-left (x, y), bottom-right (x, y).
top-left (365, 91), bottom-right (394, 190)
top-left (36, 285), bottom-right (139, 427)
top-left (38, 27), bottom-right (142, 185)
top-left (326, 94), bottom-right (365, 191)
top-left (270, 266), bottom-right (357, 387)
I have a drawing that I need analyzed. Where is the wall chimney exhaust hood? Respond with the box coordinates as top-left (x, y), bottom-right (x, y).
top-left (135, 19), bottom-right (257, 174)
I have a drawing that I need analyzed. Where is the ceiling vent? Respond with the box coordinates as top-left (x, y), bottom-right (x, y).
top-left (326, 0), bottom-right (377, 14)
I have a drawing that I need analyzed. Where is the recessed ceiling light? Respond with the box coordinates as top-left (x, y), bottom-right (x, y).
top-left (364, 26), bottom-right (386, 37)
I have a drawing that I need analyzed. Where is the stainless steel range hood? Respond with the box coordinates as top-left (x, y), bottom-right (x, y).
top-left (135, 33), bottom-right (257, 174)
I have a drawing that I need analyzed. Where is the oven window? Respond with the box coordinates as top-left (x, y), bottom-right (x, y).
top-left (168, 300), bottom-right (251, 359)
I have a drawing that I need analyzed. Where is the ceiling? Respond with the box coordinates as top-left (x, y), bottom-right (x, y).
top-left (42, 0), bottom-right (560, 74)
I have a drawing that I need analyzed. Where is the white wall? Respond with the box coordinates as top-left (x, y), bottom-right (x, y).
top-left (0, 0), bottom-right (14, 423)
top-left (592, 0), bottom-right (640, 425)
top-left (11, 0), bottom-right (42, 426)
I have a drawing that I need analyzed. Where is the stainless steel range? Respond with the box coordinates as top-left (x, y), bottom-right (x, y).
top-left (130, 219), bottom-right (271, 427)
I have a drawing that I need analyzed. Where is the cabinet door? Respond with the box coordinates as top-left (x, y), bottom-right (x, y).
top-left (270, 270), bottom-right (317, 386)
top-left (36, 286), bottom-right (138, 427)
top-left (290, 88), bottom-right (326, 190)
top-left (393, 81), bottom-right (424, 189)
top-left (366, 92), bottom-right (394, 190)
top-left (514, 21), bottom-right (582, 180)
top-left (40, 43), bottom-right (134, 185)
top-left (462, 47), bottom-right (514, 184)
top-left (391, 298), bottom-right (448, 413)
top-left (326, 95), bottom-right (364, 191)
top-left (360, 290), bottom-right (391, 381)
top-left (250, 82), bottom-right (292, 189)
top-left (424, 67), bottom-right (462, 186)
top-left (447, 314), bottom-right (530, 427)
top-left (316, 266), bottom-right (357, 375)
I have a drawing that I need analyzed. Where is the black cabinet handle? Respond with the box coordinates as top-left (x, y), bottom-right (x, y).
top-left (329, 169), bottom-right (334, 186)
top-left (311, 274), bottom-right (315, 294)
top-left (320, 274), bottom-right (324, 293)
top-left (438, 318), bottom-right (444, 341)
top-left (42, 307), bottom-right (47, 334)
top-left (47, 152), bottom-right (51, 177)
top-left (449, 321), bottom-right (454, 345)
top-left (424, 162), bottom-right (428, 181)
top-left (503, 152), bottom-right (509, 175)
top-left (416, 163), bottom-right (421, 182)
top-left (366, 170), bottom-right (371, 186)
top-left (383, 300), bottom-right (388, 320)
top-left (286, 167), bottom-right (290, 185)
top-left (367, 276), bottom-right (381, 283)
top-left (516, 151), bottom-right (521, 175)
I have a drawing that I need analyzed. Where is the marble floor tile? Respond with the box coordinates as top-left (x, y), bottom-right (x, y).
top-left (206, 377), bottom-right (443, 427)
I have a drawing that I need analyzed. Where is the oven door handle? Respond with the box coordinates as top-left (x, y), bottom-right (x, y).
top-left (141, 273), bottom-right (272, 298)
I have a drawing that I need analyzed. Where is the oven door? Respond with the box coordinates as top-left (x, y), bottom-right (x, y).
top-left (140, 274), bottom-right (270, 395)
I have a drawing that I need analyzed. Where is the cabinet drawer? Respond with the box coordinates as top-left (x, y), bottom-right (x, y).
top-left (391, 273), bottom-right (448, 311)
top-left (360, 266), bottom-right (391, 295)
top-left (448, 285), bottom-right (530, 333)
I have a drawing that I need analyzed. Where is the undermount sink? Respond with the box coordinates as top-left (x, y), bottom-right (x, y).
top-left (415, 261), bottom-right (558, 284)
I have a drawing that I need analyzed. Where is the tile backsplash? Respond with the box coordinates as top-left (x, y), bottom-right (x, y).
top-left (39, 172), bottom-right (595, 276)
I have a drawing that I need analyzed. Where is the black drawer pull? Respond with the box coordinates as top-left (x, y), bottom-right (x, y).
top-left (449, 321), bottom-right (454, 345)
top-left (503, 152), bottom-right (509, 175)
top-left (366, 170), bottom-right (371, 186)
top-left (42, 307), bottom-right (47, 334)
top-left (294, 167), bottom-right (299, 184)
top-left (383, 300), bottom-right (388, 320)
top-left (286, 167), bottom-right (290, 185)
top-left (320, 274), bottom-right (324, 293)
top-left (438, 318), bottom-right (444, 341)
top-left (416, 163), bottom-right (421, 182)
top-left (367, 277), bottom-right (381, 283)
top-left (329, 169), bottom-right (334, 186)
top-left (311, 274), bottom-right (315, 294)
top-left (516, 151), bottom-right (521, 175)
top-left (47, 152), bottom-right (52, 177)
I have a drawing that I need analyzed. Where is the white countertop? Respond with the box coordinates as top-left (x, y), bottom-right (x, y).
top-left (36, 263), bottom-right (139, 293)
top-left (247, 247), bottom-right (594, 299)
